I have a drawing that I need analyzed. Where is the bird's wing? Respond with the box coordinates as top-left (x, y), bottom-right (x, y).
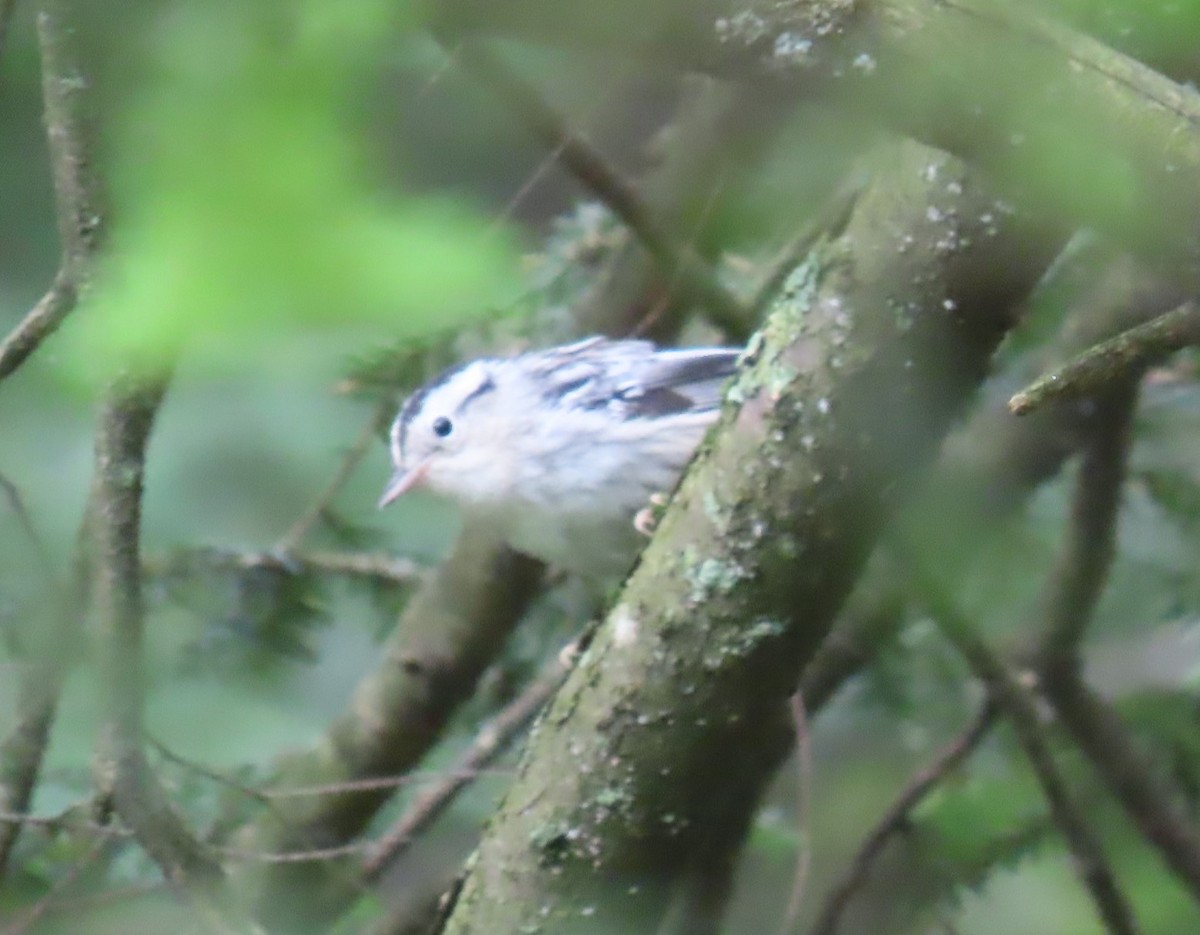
top-left (529, 339), bottom-right (739, 418)
top-left (622, 347), bottom-right (741, 415)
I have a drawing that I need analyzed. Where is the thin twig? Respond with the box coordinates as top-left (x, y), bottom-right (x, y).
top-left (149, 733), bottom-right (506, 806)
top-left (147, 736), bottom-right (273, 808)
top-left (450, 41), bottom-right (750, 338)
top-left (0, 470), bottom-right (54, 577)
top-left (808, 701), bottom-right (997, 935)
top-left (275, 396), bottom-right (394, 553)
top-left (0, 269), bottom-right (78, 383)
top-left (213, 841), bottom-right (371, 864)
top-left (779, 692), bottom-right (813, 935)
top-left (360, 647), bottom-right (572, 884)
top-left (1009, 303), bottom-right (1200, 415)
top-left (909, 562), bottom-right (1140, 935)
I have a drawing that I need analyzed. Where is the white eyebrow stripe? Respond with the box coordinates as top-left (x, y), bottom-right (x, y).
top-left (455, 365), bottom-right (496, 414)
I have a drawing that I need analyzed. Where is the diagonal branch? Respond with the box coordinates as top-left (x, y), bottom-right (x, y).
top-left (450, 41), bottom-right (751, 339)
top-left (1010, 303), bottom-right (1200, 415)
top-left (808, 700), bottom-right (997, 935)
top-left (0, 0), bottom-right (107, 383)
top-left (911, 563), bottom-right (1139, 935)
top-left (360, 648), bottom-right (572, 885)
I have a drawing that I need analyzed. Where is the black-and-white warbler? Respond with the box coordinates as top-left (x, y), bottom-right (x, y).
top-left (379, 337), bottom-right (740, 576)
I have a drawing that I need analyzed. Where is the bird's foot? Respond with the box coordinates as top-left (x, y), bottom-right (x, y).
top-left (633, 492), bottom-right (670, 537)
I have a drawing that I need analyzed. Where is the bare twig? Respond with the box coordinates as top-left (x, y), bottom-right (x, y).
top-left (0, 469), bottom-right (96, 883)
top-left (361, 648), bottom-right (571, 884)
top-left (1009, 303), bottom-right (1200, 415)
top-left (275, 396), bottom-right (395, 553)
top-left (450, 41), bottom-right (750, 338)
top-left (151, 547), bottom-right (424, 588)
top-left (0, 270), bottom-right (79, 382)
top-left (93, 375), bottom-right (250, 935)
top-left (808, 701), bottom-right (997, 935)
top-left (0, 0), bottom-right (107, 383)
top-left (0, 470), bottom-right (54, 586)
top-left (910, 565), bottom-right (1139, 935)
top-left (1047, 679), bottom-right (1200, 901)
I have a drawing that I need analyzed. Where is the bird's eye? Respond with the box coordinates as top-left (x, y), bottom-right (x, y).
top-left (432, 416), bottom-right (453, 438)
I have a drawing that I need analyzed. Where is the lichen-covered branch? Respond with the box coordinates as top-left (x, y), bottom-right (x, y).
top-left (1010, 303), bottom-right (1200, 415)
top-left (438, 139), bottom-right (1066, 934)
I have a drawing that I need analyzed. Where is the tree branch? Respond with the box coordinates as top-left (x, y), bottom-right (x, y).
top-left (0, 0), bottom-right (100, 882)
top-left (0, 0), bottom-right (106, 382)
top-left (911, 565), bottom-right (1139, 935)
top-left (1046, 678), bottom-right (1200, 902)
top-left (0, 0), bottom-right (17, 68)
top-left (808, 700), bottom-right (998, 935)
top-left (436, 0), bottom-right (1200, 292)
top-left (1010, 303), bottom-right (1200, 415)
top-left (361, 648), bottom-right (572, 885)
top-left (93, 375), bottom-right (247, 931)
top-left (450, 41), bottom-right (751, 339)
top-left (237, 523), bottom-right (543, 931)
top-left (1038, 383), bottom-right (1138, 668)
top-left (1028, 381), bottom-right (1200, 900)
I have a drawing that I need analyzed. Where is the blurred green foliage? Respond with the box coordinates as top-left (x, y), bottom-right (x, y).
top-left (2, 0), bottom-right (1200, 933)
top-left (67, 0), bottom-right (518, 378)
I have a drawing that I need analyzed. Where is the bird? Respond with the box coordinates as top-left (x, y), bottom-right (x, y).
top-left (378, 336), bottom-right (740, 577)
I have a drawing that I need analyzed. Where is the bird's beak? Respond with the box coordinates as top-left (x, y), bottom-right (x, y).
top-left (377, 458), bottom-right (431, 508)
